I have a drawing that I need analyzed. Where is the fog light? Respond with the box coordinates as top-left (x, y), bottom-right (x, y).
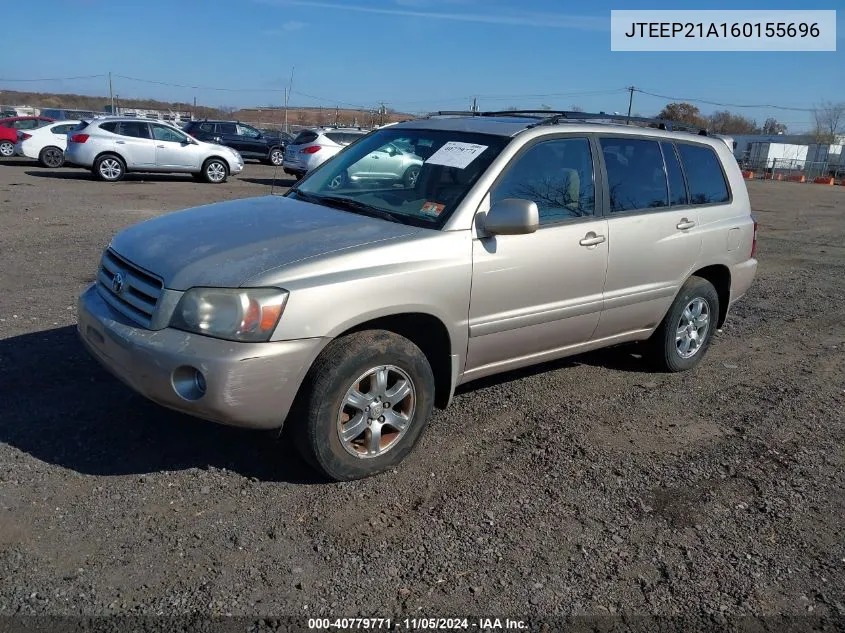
top-left (172, 366), bottom-right (207, 401)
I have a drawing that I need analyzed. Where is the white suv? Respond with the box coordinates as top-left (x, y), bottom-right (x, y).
top-left (64, 117), bottom-right (244, 183)
top-left (282, 127), bottom-right (368, 178)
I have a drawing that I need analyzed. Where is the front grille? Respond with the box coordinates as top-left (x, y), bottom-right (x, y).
top-left (96, 249), bottom-right (163, 328)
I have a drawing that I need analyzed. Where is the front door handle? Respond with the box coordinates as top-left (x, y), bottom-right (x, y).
top-left (676, 218), bottom-right (696, 230)
top-left (579, 232), bottom-right (607, 247)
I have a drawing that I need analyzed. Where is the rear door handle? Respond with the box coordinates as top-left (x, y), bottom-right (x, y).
top-left (156, 145), bottom-right (166, 148)
top-left (676, 218), bottom-right (696, 230)
top-left (115, 140), bottom-right (126, 144)
top-left (579, 232), bottom-right (606, 247)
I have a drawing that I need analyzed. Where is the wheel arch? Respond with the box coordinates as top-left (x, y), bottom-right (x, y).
top-left (330, 312), bottom-right (454, 410)
top-left (689, 264), bottom-right (732, 327)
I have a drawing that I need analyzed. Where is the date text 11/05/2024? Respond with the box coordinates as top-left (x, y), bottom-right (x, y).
top-left (307, 618), bottom-right (528, 630)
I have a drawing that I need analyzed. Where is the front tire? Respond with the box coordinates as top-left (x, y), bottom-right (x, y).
top-left (291, 330), bottom-right (435, 481)
top-left (647, 276), bottom-right (719, 372)
top-left (0, 141), bottom-right (14, 157)
top-left (39, 146), bottom-right (65, 168)
top-left (202, 158), bottom-right (228, 183)
top-left (94, 154), bottom-right (126, 182)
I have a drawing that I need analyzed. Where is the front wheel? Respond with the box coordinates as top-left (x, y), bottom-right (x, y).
top-left (39, 146), bottom-right (65, 168)
top-left (402, 165), bottom-right (420, 188)
top-left (202, 158), bottom-right (228, 183)
top-left (647, 275), bottom-right (719, 372)
top-left (291, 330), bottom-right (435, 481)
top-left (0, 141), bottom-right (14, 157)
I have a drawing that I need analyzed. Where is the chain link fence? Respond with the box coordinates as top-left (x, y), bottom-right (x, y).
top-left (739, 157), bottom-right (844, 183)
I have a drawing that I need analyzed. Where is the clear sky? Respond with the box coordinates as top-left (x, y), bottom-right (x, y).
top-left (2, 0), bottom-right (843, 131)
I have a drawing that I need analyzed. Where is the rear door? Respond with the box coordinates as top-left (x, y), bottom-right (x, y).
top-left (114, 121), bottom-right (156, 167)
top-left (48, 123), bottom-right (77, 150)
top-left (216, 122), bottom-right (240, 151)
top-left (591, 136), bottom-right (701, 339)
top-left (150, 123), bottom-right (200, 168)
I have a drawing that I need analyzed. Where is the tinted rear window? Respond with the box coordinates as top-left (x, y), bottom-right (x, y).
top-left (676, 143), bottom-right (730, 205)
top-left (661, 142), bottom-right (689, 206)
top-left (99, 122), bottom-right (117, 133)
top-left (116, 121), bottom-right (151, 139)
top-left (292, 130), bottom-right (318, 145)
top-left (600, 138), bottom-right (668, 213)
top-left (325, 132), bottom-right (365, 145)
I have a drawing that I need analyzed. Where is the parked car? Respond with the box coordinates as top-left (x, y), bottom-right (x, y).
top-left (182, 120), bottom-right (288, 166)
top-left (64, 117), bottom-right (244, 183)
top-left (14, 120), bottom-right (80, 167)
top-left (282, 127), bottom-right (369, 179)
top-left (77, 112), bottom-right (758, 481)
top-left (0, 116), bottom-right (54, 157)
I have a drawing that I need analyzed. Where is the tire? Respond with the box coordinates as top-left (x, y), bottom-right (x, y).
top-left (39, 146), bottom-right (65, 168)
top-left (0, 140), bottom-right (14, 158)
top-left (268, 147), bottom-right (284, 166)
top-left (202, 158), bottom-right (228, 184)
top-left (94, 154), bottom-right (126, 182)
top-left (326, 170), bottom-right (349, 190)
top-left (291, 330), bottom-right (435, 481)
top-left (402, 164), bottom-right (421, 188)
top-left (647, 275), bottom-right (719, 372)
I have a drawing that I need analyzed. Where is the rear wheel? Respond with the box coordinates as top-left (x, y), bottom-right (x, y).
top-left (402, 164), bottom-right (421, 188)
top-left (202, 158), bottom-right (228, 183)
top-left (94, 154), bottom-right (126, 182)
top-left (647, 276), bottom-right (719, 372)
top-left (39, 146), bottom-right (65, 168)
top-left (327, 170), bottom-right (349, 190)
top-left (269, 148), bottom-right (284, 166)
top-left (0, 141), bottom-right (14, 157)
top-left (291, 330), bottom-right (435, 481)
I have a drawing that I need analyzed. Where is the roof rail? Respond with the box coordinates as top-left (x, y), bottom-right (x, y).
top-left (425, 109), bottom-right (708, 136)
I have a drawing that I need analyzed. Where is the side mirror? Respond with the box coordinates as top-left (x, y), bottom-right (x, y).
top-left (481, 198), bottom-right (539, 236)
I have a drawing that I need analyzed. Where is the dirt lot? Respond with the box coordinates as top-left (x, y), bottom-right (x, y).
top-left (0, 159), bottom-right (843, 627)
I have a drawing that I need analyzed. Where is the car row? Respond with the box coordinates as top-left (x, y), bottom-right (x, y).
top-left (0, 115), bottom-right (55, 157)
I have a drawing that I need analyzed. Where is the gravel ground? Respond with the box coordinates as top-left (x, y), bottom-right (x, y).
top-left (0, 160), bottom-right (843, 628)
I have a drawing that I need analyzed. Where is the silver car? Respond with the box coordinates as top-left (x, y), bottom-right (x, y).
top-left (64, 117), bottom-right (244, 183)
top-left (77, 111), bottom-right (758, 481)
top-left (282, 127), bottom-right (368, 178)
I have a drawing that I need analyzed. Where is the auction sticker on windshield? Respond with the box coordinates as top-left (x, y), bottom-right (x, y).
top-left (420, 201), bottom-right (446, 217)
top-left (425, 142), bottom-right (488, 168)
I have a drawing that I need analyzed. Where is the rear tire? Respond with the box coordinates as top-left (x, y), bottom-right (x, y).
top-left (39, 146), bottom-right (65, 168)
top-left (269, 147), bottom-right (284, 166)
top-left (646, 276), bottom-right (719, 372)
top-left (291, 330), bottom-right (435, 481)
top-left (0, 141), bottom-right (14, 157)
top-left (94, 154), bottom-right (126, 182)
top-left (402, 165), bottom-right (420, 188)
top-left (202, 158), bottom-right (228, 183)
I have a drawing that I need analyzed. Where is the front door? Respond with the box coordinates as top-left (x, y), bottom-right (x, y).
top-left (465, 136), bottom-right (609, 379)
top-left (150, 123), bottom-right (199, 168)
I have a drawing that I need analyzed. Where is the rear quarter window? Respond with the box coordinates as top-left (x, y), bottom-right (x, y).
top-left (99, 122), bottom-right (117, 133)
top-left (676, 143), bottom-right (731, 205)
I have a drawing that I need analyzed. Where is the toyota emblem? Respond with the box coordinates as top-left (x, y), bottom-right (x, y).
top-left (112, 272), bottom-right (125, 294)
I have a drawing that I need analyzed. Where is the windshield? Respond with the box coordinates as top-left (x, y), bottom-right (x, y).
top-left (287, 128), bottom-right (508, 227)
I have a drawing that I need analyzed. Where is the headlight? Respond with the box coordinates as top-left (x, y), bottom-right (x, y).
top-left (170, 288), bottom-right (288, 342)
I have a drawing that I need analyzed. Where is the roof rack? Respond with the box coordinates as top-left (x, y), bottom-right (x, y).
top-left (425, 109), bottom-right (708, 136)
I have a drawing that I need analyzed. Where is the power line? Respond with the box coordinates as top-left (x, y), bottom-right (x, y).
top-left (0, 74), bottom-right (107, 82)
top-left (634, 88), bottom-right (816, 113)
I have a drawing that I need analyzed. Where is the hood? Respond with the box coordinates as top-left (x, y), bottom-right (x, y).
top-left (109, 195), bottom-right (420, 290)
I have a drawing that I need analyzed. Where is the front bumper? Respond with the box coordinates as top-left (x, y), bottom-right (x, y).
top-left (77, 284), bottom-right (327, 430)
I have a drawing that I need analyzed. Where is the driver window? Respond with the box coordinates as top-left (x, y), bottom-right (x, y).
top-left (237, 124), bottom-right (261, 138)
top-left (150, 124), bottom-right (187, 143)
top-left (491, 138), bottom-right (595, 225)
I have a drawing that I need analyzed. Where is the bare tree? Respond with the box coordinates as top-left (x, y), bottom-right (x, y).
top-left (708, 110), bottom-right (759, 134)
top-left (762, 117), bottom-right (788, 135)
top-left (656, 102), bottom-right (708, 128)
top-left (813, 101), bottom-right (845, 143)
top-left (570, 104), bottom-right (584, 112)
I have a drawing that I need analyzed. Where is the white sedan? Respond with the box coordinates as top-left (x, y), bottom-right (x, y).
top-left (14, 120), bottom-right (80, 167)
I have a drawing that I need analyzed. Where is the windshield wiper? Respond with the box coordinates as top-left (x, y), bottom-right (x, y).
top-left (313, 195), bottom-right (405, 224)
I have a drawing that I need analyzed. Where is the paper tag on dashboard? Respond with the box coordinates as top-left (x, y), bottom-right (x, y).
top-left (425, 142), bottom-right (488, 169)
top-left (421, 201), bottom-right (446, 217)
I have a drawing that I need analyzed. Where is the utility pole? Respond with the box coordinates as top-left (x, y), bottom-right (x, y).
top-left (109, 72), bottom-right (114, 114)
top-left (193, 96), bottom-right (197, 119)
top-left (626, 85), bottom-right (635, 123)
top-left (284, 66), bottom-right (295, 133)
